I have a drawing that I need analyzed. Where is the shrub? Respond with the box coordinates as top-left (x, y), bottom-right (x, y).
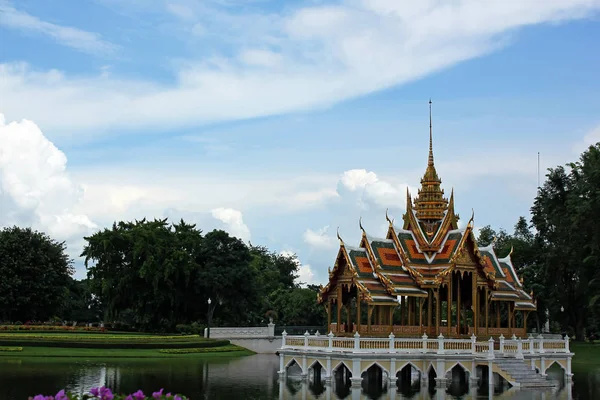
top-left (158, 345), bottom-right (247, 354)
top-left (30, 387), bottom-right (188, 400)
top-left (0, 346), bottom-right (22, 352)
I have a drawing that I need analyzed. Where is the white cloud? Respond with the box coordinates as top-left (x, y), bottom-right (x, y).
top-left (211, 207), bottom-right (251, 242)
top-left (2, 1), bottom-right (599, 135)
top-left (303, 225), bottom-right (337, 250)
top-left (339, 169), bottom-right (414, 210)
top-left (0, 1), bottom-right (117, 55)
top-left (280, 250), bottom-right (322, 287)
top-left (0, 114), bottom-right (97, 241)
top-left (572, 124), bottom-right (600, 154)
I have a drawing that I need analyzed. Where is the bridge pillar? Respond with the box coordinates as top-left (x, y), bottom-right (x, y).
top-left (435, 358), bottom-right (447, 388)
top-left (350, 358), bottom-right (362, 387)
top-left (389, 359), bottom-right (398, 385)
top-left (324, 356), bottom-right (332, 384)
top-left (540, 357), bottom-right (547, 377)
top-left (301, 355), bottom-right (308, 379)
top-left (278, 353), bottom-right (285, 377)
top-left (566, 356), bottom-right (573, 382)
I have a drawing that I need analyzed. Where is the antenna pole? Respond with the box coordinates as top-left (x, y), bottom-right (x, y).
top-left (537, 152), bottom-right (540, 188)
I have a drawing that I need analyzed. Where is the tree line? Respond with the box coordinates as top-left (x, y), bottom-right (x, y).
top-left (475, 142), bottom-right (600, 341)
top-left (0, 143), bottom-right (598, 339)
top-left (0, 220), bottom-right (327, 331)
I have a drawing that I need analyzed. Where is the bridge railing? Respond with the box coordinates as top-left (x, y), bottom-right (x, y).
top-left (279, 331), bottom-right (571, 358)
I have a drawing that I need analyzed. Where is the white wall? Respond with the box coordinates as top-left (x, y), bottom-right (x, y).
top-left (229, 337), bottom-right (282, 354)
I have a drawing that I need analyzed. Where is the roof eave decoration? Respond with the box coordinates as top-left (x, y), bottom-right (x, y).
top-left (387, 224), bottom-right (426, 285)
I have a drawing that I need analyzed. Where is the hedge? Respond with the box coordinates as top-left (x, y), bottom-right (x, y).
top-left (157, 345), bottom-right (246, 354)
top-left (0, 346), bottom-right (23, 352)
top-left (0, 334), bottom-right (199, 341)
top-left (0, 338), bottom-right (230, 349)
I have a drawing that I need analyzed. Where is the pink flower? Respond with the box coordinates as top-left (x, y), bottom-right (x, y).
top-left (90, 388), bottom-right (100, 397)
top-left (152, 388), bottom-right (164, 399)
top-left (55, 390), bottom-right (67, 400)
top-left (132, 390), bottom-right (146, 400)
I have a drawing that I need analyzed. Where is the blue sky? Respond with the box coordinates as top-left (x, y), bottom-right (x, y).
top-left (0, 0), bottom-right (599, 283)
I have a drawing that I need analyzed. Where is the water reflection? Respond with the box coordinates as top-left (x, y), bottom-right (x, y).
top-left (0, 354), bottom-right (588, 400)
top-left (278, 378), bottom-right (574, 400)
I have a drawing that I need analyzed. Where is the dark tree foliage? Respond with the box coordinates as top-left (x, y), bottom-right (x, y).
top-left (0, 226), bottom-right (74, 321)
top-left (60, 278), bottom-right (102, 322)
top-left (531, 143), bottom-right (600, 341)
top-left (81, 218), bottom-right (324, 331)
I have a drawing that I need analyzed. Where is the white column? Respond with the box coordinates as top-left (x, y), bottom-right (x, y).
top-left (389, 332), bottom-right (395, 352)
top-left (422, 333), bottom-right (428, 353)
top-left (278, 375), bottom-right (284, 400)
top-left (540, 357), bottom-right (547, 377)
top-left (499, 334), bottom-right (505, 354)
top-left (566, 357), bottom-right (573, 381)
top-left (437, 334), bottom-right (445, 354)
top-left (268, 321), bottom-right (275, 337)
top-left (351, 357), bottom-right (362, 386)
top-left (327, 331), bottom-right (334, 352)
top-left (516, 338), bottom-right (524, 360)
top-left (278, 353), bottom-right (285, 376)
top-left (488, 361), bottom-right (494, 399)
top-left (487, 337), bottom-right (495, 360)
top-left (389, 359), bottom-right (397, 385)
top-left (325, 356), bottom-right (332, 383)
top-left (435, 358), bottom-right (447, 388)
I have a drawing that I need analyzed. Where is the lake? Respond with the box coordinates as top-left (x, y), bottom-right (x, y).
top-left (0, 354), bottom-right (597, 400)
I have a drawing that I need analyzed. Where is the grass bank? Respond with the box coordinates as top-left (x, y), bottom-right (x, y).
top-left (571, 342), bottom-right (600, 368)
top-left (0, 332), bottom-right (228, 349)
top-left (0, 331), bottom-right (254, 358)
top-left (0, 345), bottom-right (253, 358)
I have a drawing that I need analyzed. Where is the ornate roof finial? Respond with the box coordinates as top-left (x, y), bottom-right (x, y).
top-left (336, 226), bottom-right (344, 246)
top-left (359, 216), bottom-right (365, 232)
top-left (385, 208), bottom-right (393, 225)
top-left (429, 98), bottom-right (434, 167)
top-left (508, 246), bottom-right (514, 257)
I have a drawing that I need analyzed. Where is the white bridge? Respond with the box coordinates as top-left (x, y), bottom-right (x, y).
top-left (204, 322), bottom-right (280, 353)
top-left (277, 331), bottom-right (573, 393)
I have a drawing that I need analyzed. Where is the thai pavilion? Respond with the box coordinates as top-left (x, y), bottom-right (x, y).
top-left (317, 104), bottom-right (537, 338)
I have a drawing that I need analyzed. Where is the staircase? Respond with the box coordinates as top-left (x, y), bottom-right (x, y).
top-left (494, 357), bottom-right (557, 388)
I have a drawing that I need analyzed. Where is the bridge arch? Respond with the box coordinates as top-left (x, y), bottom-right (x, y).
top-left (360, 361), bottom-right (390, 377)
top-left (332, 360), bottom-right (352, 375)
top-left (444, 361), bottom-right (470, 376)
top-left (395, 361), bottom-right (423, 376)
top-left (544, 360), bottom-right (567, 375)
top-left (285, 358), bottom-right (304, 375)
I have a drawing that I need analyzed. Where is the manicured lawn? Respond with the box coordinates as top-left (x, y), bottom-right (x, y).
top-left (0, 345), bottom-right (253, 358)
top-left (571, 342), bottom-right (600, 367)
top-left (0, 331), bottom-right (228, 349)
top-left (0, 331), bottom-right (250, 356)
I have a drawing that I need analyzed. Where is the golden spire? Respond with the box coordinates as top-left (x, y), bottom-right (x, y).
top-left (428, 99), bottom-right (434, 167)
top-left (413, 99), bottom-right (448, 222)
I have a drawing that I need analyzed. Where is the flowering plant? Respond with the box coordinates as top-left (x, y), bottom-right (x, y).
top-left (29, 387), bottom-right (189, 400)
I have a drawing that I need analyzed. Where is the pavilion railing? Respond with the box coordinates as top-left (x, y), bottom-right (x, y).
top-left (331, 323), bottom-right (525, 338)
top-left (279, 331), bottom-right (570, 357)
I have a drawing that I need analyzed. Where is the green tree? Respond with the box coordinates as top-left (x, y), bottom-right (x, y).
top-left (0, 226), bottom-right (74, 321)
top-left (531, 143), bottom-right (600, 340)
top-left (270, 287), bottom-right (326, 327)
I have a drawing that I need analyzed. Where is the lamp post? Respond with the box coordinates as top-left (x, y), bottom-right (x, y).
top-left (561, 306), bottom-right (565, 335)
top-left (207, 298), bottom-right (212, 339)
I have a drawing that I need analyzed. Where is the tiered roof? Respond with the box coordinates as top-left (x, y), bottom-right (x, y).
top-left (318, 103), bottom-right (536, 311)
